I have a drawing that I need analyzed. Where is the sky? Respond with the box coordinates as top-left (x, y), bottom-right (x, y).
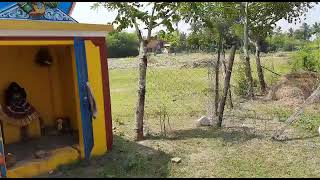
top-left (71, 2), bottom-right (320, 35)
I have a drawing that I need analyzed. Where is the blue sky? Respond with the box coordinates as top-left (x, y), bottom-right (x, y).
top-left (71, 2), bottom-right (320, 35)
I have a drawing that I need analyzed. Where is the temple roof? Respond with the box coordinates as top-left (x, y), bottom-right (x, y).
top-left (0, 2), bottom-right (114, 37)
top-left (0, 2), bottom-right (77, 23)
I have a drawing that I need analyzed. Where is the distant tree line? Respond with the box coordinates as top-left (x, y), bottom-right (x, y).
top-left (106, 31), bottom-right (139, 58)
top-left (107, 22), bottom-right (320, 59)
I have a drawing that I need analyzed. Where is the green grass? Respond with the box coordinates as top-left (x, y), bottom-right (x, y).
top-left (42, 51), bottom-right (320, 178)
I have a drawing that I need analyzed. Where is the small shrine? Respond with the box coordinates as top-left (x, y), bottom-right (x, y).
top-left (0, 2), bottom-right (113, 178)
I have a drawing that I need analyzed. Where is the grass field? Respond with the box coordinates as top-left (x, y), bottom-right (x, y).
top-left (42, 51), bottom-right (320, 178)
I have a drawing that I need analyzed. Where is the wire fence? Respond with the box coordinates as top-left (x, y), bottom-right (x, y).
top-left (109, 52), bottom-right (218, 137)
top-left (108, 52), bottom-right (292, 139)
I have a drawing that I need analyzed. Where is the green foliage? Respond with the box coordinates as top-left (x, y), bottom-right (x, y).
top-left (266, 30), bottom-right (304, 52)
top-left (293, 23), bottom-right (312, 41)
top-left (290, 45), bottom-right (320, 72)
top-left (233, 63), bottom-right (251, 96)
top-left (248, 2), bottom-right (315, 42)
top-left (186, 30), bottom-right (215, 52)
top-left (92, 2), bottom-right (180, 41)
top-left (107, 31), bottom-right (139, 58)
top-left (297, 114), bottom-right (320, 132)
top-left (179, 2), bottom-right (241, 47)
top-left (312, 22), bottom-right (320, 39)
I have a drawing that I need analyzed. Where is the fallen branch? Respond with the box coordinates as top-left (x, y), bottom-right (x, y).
top-left (271, 85), bottom-right (320, 139)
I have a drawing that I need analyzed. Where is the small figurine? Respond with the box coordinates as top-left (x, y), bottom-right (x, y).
top-left (33, 150), bottom-right (50, 159)
top-left (5, 153), bottom-right (16, 168)
top-left (35, 47), bottom-right (53, 66)
top-left (56, 117), bottom-right (72, 136)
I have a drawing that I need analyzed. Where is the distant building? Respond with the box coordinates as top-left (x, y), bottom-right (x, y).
top-left (145, 36), bottom-right (172, 54)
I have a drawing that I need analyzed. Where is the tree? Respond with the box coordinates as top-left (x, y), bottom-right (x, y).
top-left (288, 28), bottom-right (294, 37)
top-left (157, 30), bottom-right (184, 52)
top-left (312, 22), bottom-right (320, 63)
top-left (186, 21), bottom-right (216, 52)
top-left (312, 22), bottom-right (320, 52)
top-left (302, 23), bottom-right (312, 41)
top-left (218, 40), bottom-right (238, 126)
top-left (293, 23), bottom-right (313, 41)
top-left (180, 2), bottom-right (240, 117)
top-left (107, 31), bottom-right (139, 58)
top-left (247, 2), bottom-right (315, 94)
top-left (312, 22), bottom-right (320, 40)
top-left (241, 2), bottom-right (255, 98)
top-left (180, 2), bottom-right (240, 126)
top-left (293, 29), bottom-right (305, 40)
top-left (92, 2), bottom-right (180, 141)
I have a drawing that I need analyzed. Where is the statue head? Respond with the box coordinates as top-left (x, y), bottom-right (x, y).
top-left (5, 82), bottom-right (27, 106)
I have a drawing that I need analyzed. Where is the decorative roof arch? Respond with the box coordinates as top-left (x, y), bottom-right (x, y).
top-left (0, 2), bottom-right (77, 23)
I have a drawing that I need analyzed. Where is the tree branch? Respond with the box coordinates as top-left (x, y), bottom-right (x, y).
top-left (147, 2), bottom-right (157, 40)
top-left (133, 18), bottom-right (143, 42)
top-left (153, 6), bottom-right (179, 28)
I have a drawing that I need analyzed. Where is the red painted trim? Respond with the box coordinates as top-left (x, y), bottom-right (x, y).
top-left (92, 38), bottom-right (113, 151)
top-left (69, 2), bottom-right (76, 16)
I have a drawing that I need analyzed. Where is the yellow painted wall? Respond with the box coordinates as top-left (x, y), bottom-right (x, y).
top-left (0, 45), bottom-right (79, 144)
top-left (84, 40), bottom-right (107, 156)
top-left (0, 40), bottom-right (109, 178)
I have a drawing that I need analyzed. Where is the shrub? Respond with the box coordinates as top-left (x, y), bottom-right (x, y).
top-left (234, 63), bottom-right (251, 97)
top-left (107, 31), bottom-right (139, 58)
top-left (290, 45), bottom-right (320, 72)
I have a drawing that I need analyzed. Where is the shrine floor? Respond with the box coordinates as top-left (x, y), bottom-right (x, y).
top-left (4, 132), bottom-right (80, 177)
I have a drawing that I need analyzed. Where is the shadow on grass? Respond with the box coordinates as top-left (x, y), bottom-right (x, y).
top-left (274, 134), bottom-right (319, 142)
top-left (38, 135), bottom-right (172, 178)
top-left (147, 127), bottom-right (264, 144)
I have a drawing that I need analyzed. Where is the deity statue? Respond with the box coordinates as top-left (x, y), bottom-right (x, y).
top-left (0, 82), bottom-right (40, 141)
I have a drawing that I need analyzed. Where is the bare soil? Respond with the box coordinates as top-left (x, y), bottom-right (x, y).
top-left (268, 71), bottom-right (320, 106)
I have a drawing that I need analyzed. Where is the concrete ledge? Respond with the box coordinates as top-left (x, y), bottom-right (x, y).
top-left (7, 146), bottom-right (80, 178)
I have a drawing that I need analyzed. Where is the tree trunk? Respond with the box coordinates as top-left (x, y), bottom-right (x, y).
top-left (217, 44), bottom-right (237, 127)
top-left (242, 2), bottom-right (255, 98)
top-left (135, 40), bottom-right (148, 141)
top-left (222, 44), bottom-right (233, 109)
top-left (214, 36), bottom-right (222, 116)
top-left (254, 41), bottom-right (267, 94)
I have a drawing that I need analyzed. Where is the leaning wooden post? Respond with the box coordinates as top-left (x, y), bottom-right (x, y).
top-left (217, 43), bottom-right (237, 127)
top-left (272, 85), bottom-right (320, 139)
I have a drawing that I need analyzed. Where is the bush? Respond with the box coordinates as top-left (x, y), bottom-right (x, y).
top-left (234, 63), bottom-right (251, 97)
top-left (107, 31), bottom-right (139, 58)
top-left (290, 46), bottom-right (320, 72)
